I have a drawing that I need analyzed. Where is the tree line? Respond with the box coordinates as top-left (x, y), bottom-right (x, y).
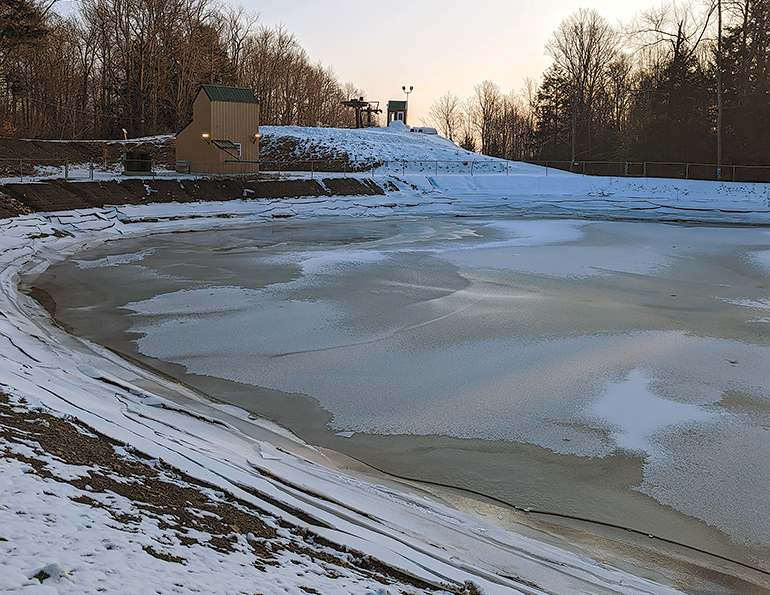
top-left (0, 0), bottom-right (364, 139)
top-left (426, 1), bottom-right (770, 167)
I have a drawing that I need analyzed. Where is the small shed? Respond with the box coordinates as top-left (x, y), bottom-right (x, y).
top-left (176, 84), bottom-right (260, 175)
top-left (387, 100), bottom-right (407, 125)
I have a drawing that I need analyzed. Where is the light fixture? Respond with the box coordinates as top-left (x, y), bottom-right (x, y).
top-left (201, 132), bottom-right (210, 142)
top-left (401, 86), bottom-right (414, 125)
top-left (251, 132), bottom-right (262, 144)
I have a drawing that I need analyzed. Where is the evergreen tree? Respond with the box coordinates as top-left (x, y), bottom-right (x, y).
top-left (721, 0), bottom-right (770, 164)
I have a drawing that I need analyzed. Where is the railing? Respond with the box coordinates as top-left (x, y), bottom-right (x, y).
top-left (264, 159), bottom-right (770, 181)
top-left (0, 156), bottom-right (166, 181)
top-left (4, 156), bottom-right (770, 184)
top-left (177, 160), bottom-right (259, 176)
top-left (375, 160), bottom-right (510, 175)
top-left (257, 159), bottom-right (513, 176)
top-left (526, 160), bottom-right (770, 183)
top-left (0, 158), bottom-right (105, 181)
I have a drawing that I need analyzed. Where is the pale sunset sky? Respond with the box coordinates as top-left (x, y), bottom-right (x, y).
top-left (249, 0), bottom-right (650, 124)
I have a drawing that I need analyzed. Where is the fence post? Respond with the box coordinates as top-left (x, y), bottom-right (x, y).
top-left (545, 161), bottom-right (548, 177)
top-left (471, 161), bottom-right (474, 176)
top-left (507, 161), bottom-right (509, 176)
top-left (643, 162), bottom-right (647, 177)
top-left (64, 159), bottom-right (69, 180)
top-left (733, 165), bottom-right (736, 182)
top-left (90, 161), bottom-right (94, 180)
top-left (402, 161), bottom-right (405, 177)
top-left (435, 160), bottom-right (438, 175)
top-left (311, 160), bottom-right (314, 180)
top-left (624, 162), bottom-right (628, 177)
top-left (686, 163), bottom-right (689, 179)
top-left (19, 158), bottom-right (23, 182)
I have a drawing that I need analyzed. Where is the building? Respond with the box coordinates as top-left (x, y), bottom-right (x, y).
top-left (176, 84), bottom-right (260, 175)
top-left (386, 100), bottom-right (407, 125)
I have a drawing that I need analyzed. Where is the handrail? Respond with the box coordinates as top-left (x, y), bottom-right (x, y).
top-left (4, 157), bottom-right (770, 183)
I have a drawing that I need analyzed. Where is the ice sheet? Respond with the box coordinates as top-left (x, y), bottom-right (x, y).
top-left (94, 218), bottom-right (770, 556)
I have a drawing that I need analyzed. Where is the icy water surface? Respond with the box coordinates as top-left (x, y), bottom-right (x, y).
top-left (37, 216), bottom-right (770, 571)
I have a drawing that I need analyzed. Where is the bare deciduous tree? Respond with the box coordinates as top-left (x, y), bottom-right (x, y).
top-left (629, 0), bottom-right (716, 69)
top-left (545, 8), bottom-right (618, 161)
top-left (424, 90), bottom-right (463, 141)
top-left (470, 80), bottom-right (502, 155)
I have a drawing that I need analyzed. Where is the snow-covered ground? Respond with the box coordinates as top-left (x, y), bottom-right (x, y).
top-left (259, 122), bottom-right (517, 168)
top-left (2, 125), bottom-right (770, 594)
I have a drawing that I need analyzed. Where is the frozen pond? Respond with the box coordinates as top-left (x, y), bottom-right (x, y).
top-left (37, 216), bottom-right (770, 569)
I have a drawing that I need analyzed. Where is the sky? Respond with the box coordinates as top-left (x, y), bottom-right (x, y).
top-left (247, 0), bottom-right (650, 125)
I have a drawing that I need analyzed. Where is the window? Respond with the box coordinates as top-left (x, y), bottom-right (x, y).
top-left (234, 142), bottom-right (242, 157)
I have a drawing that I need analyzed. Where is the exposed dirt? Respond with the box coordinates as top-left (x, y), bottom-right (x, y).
top-left (259, 134), bottom-right (380, 172)
top-left (0, 136), bottom-right (176, 175)
top-left (0, 392), bottom-right (463, 593)
top-left (0, 177), bottom-right (385, 219)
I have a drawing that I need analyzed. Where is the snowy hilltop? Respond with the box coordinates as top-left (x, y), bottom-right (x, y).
top-left (258, 121), bottom-right (504, 168)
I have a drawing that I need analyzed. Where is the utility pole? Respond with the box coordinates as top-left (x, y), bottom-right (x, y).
top-left (717, 0), bottom-right (723, 180)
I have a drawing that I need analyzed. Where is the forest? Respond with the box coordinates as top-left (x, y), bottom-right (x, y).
top-left (426, 2), bottom-right (770, 167)
top-left (0, 0), bottom-right (363, 140)
top-left (2, 0), bottom-right (769, 167)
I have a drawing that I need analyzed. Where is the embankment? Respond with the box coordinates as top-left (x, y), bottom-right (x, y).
top-left (0, 177), bottom-right (386, 219)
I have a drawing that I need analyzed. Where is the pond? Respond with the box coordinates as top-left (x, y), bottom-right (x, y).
top-left (35, 215), bottom-right (770, 571)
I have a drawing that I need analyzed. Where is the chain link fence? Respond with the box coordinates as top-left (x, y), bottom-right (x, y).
top-left (234, 159), bottom-right (770, 181)
top-left (4, 156), bottom-right (770, 183)
top-left (0, 158), bottom-right (106, 181)
top-left (527, 160), bottom-right (770, 183)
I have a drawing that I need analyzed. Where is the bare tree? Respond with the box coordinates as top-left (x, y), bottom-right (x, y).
top-left (629, 1), bottom-right (716, 67)
top-left (469, 80), bottom-right (502, 155)
top-left (605, 53), bottom-right (633, 131)
top-left (424, 90), bottom-right (463, 140)
top-left (214, 4), bottom-right (258, 75)
top-left (545, 8), bottom-right (618, 161)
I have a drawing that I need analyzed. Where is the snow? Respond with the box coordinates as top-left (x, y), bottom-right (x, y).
top-left (2, 127), bottom-right (770, 594)
top-left (587, 369), bottom-right (715, 454)
top-left (260, 123), bottom-right (504, 166)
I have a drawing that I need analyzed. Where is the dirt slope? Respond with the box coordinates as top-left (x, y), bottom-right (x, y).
top-left (0, 177), bottom-right (385, 219)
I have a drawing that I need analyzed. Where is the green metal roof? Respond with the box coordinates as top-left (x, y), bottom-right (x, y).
top-left (201, 84), bottom-right (259, 104)
top-left (387, 100), bottom-right (407, 110)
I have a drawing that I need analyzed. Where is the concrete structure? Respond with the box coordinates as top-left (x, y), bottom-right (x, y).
top-left (387, 100), bottom-right (407, 125)
top-left (176, 85), bottom-right (260, 175)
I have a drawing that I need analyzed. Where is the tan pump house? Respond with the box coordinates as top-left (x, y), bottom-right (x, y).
top-left (176, 84), bottom-right (261, 175)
